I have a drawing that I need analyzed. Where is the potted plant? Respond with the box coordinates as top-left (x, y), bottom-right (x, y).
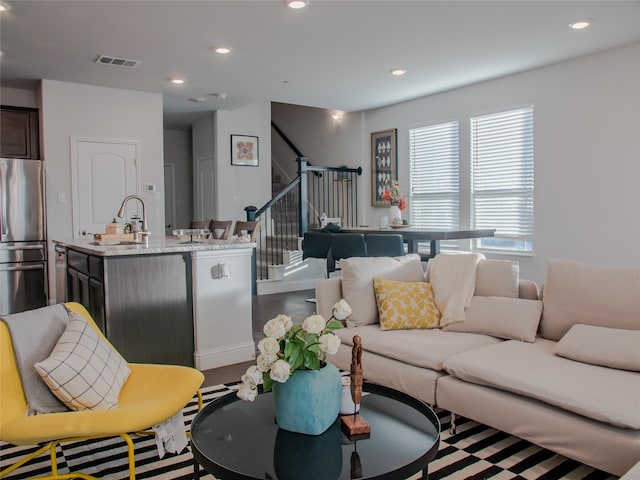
top-left (237, 300), bottom-right (352, 435)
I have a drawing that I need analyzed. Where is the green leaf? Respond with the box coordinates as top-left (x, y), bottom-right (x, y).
top-left (287, 343), bottom-right (302, 366)
top-left (326, 320), bottom-right (344, 330)
top-left (291, 356), bottom-right (304, 372)
top-left (263, 374), bottom-right (274, 393)
top-left (303, 334), bottom-right (318, 349)
top-left (303, 349), bottom-right (320, 370)
top-left (284, 340), bottom-right (296, 358)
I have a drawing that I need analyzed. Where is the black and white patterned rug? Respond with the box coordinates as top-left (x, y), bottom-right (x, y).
top-left (0, 384), bottom-right (616, 480)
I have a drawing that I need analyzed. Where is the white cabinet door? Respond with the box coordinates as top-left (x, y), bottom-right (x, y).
top-left (192, 248), bottom-right (255, 370)
top-left (72, 138), bottom-right (139, 239)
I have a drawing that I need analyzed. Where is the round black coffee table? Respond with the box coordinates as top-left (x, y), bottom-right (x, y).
top-left (190, 382), bottom-right (440, 480)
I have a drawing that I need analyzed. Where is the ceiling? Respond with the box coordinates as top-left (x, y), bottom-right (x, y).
top-left (1, 1), bottom-right (639, 129)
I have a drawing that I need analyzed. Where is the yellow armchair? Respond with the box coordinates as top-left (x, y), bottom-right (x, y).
top-left (0, 302), bottom-right (204, 480)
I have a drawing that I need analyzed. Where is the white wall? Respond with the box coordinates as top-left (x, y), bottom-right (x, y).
top-left (41, 79), bottom-right (164, 300)
top-left (191, 113), bottom-right (216, 220)
top-left (163, 129), bottom-right (193, 229)
top-left (215, 103), bottom-right (272, 221)
top-left (362, 43), bottom-right (640, 284)
top-left (271, 102), bottom-right (363, 181)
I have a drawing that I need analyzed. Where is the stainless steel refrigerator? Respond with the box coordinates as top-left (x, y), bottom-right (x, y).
top-left (0, 158), bottom-right (48, 315)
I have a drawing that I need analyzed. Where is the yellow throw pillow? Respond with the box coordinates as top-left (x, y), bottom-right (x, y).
top-left (373, 278), bottom-right (441, 330)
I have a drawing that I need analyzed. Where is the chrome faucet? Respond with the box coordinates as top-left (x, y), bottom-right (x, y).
top-left (117, 195), bottom-right (150, 244)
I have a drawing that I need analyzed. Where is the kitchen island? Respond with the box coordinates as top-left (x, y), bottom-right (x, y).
top-left (54, 237), bottom-right (256, 370)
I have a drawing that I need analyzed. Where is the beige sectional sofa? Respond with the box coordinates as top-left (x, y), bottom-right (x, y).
top-left (316, 255), bottom-right (640, 476)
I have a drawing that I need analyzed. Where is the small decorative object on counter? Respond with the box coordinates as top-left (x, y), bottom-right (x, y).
top-left (105, 218), bottom-right (124, 235)
top-left (172, 229), bottom-right (211, 244)
top-left (130, 215), bottom-right (140, 233)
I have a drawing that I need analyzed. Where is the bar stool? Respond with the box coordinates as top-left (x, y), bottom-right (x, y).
top-left (233, 220), bottom-right (261, 242)
top-left (189, 219), bottom-right (211, 230)
top-left (209, 220), bottom-right (232, 240)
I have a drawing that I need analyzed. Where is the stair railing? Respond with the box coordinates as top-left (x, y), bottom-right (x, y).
top-left (246, 157), bottom-right (362, 281)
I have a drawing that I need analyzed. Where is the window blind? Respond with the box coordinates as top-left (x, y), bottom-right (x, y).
top-left (471, 106), bottom-right (534, 252)
top-left (409, 121), bottom-right (459, 235)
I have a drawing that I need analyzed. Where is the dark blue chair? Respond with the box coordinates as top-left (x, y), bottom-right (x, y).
top-left (326, 233), bottom-right (367, 273)
top-left (302, 232), bottom-right (334, 260)
top-left (366, 234), bottom-right (405, 257)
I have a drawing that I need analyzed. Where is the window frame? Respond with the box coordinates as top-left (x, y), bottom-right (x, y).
top-left (470, 105), bottom-right (535, 254)
top-left (409, 119), bottom-right (461, 252)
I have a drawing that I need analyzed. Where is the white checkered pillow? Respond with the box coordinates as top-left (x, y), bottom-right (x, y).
top-left (34, 312), bottom-right (131, 411)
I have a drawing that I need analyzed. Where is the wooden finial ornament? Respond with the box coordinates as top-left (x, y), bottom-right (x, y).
top-left (350, 335), bottom-right (363, 404)
top-left (341, 335), bottom-right (371, 436)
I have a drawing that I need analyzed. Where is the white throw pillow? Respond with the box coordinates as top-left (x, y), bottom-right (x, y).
top-left (555, 324), bottom-right (640, 372)
top-left (444, 296), bottom-right (542, 342)
top-left (35, 312), bottom-right (131, 411)
top-left (474, 260), bottom-right (519, 298)
top-left (340, 254), bottom-right (425, 328)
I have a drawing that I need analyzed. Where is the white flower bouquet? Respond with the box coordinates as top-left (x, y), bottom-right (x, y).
top-left (237, 299), bottom-right (352, 401)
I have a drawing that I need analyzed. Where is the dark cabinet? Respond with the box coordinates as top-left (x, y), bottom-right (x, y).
top-left (0, 106), bottom-right (40, 159)
top-left (65, 248), bottom-right (193, 366)
top-left (67, 249), bottom-right (105, 333)
top-left (88, 278), bottom-right (105, 332)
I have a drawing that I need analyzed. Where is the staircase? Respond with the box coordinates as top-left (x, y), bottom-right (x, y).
top-left (249, 159), bottom-right (362, 294)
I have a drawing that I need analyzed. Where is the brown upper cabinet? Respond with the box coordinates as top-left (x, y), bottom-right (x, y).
top-left (0, 106), bottom-right (40, 159)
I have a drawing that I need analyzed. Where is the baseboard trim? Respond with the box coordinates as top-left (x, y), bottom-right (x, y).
top-left (257, 277), bottom-right (322, 295)
top-left (194, 342), bottom-right (256, 370)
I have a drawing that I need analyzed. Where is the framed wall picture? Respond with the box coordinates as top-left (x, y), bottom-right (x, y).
top-left (371, 128), bottom-right (397, 206)
top-left (231, 135), bottom-right (259, 166)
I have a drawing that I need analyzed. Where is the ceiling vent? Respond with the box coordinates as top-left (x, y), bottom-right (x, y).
top-left (95, 55), bottom-right (140, 68)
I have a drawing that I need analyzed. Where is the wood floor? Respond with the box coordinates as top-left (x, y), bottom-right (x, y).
top-left (201, 289), bottom-right (316, 387)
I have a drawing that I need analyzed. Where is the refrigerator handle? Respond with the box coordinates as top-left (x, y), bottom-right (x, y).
top-left (0, 264), bottom-right (45, 272)
top-left (1, 244), bottom-right (45, 251)
top-left (0, 162), bottom-right (6, 238)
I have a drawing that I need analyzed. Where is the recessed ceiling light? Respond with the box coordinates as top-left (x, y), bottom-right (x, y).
top-left (390, 68), bottom-right (407, 76)
top-left (285, 0), bottom-right (308, 9)
top-left (213, 46), bottom-right (232, 55)
top-left (569, 19), bottom-right (592, 30)
top-left (171, 78), bottom-right (185, 85)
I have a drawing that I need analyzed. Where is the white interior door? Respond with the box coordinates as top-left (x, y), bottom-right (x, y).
top-left (195, 155), bottom-right (215, 221)
top-left (164, 163), bottom-right (176, 235)
top-left (72, 138), bottom-right (139, 238)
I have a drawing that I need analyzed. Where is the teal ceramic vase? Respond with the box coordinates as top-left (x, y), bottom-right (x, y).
top-left (272, 362), bottom-right (341, 435)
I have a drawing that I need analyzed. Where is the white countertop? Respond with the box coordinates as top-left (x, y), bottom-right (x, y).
top-left (54, 236), bottom-right (256, 257)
